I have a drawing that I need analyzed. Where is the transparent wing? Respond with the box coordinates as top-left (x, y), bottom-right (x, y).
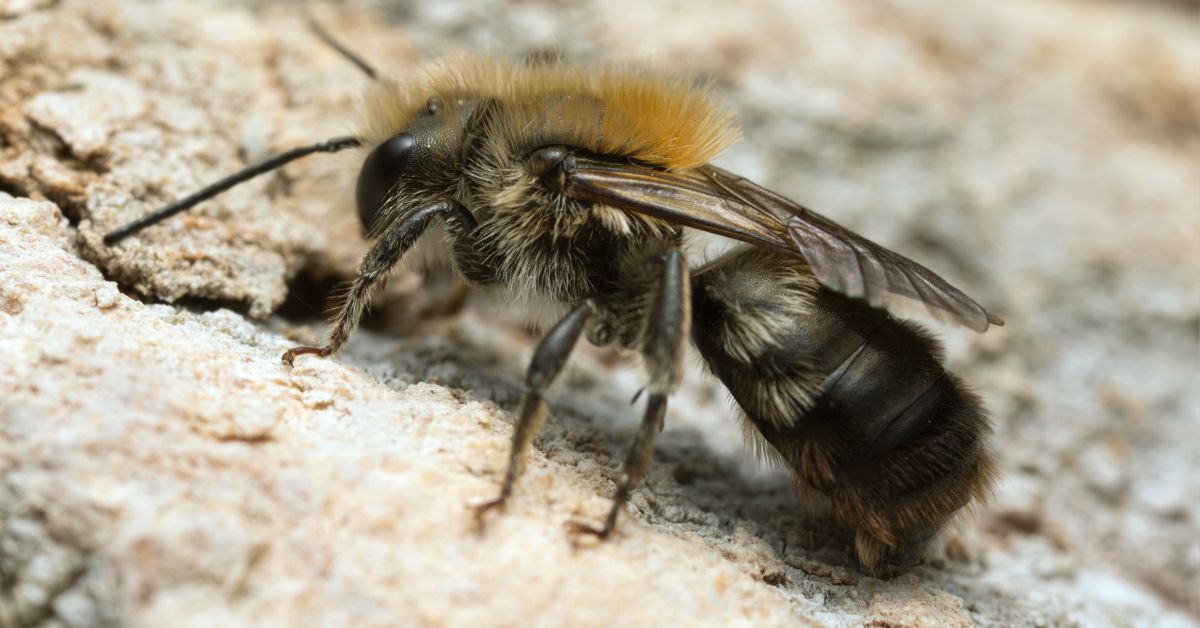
top-left (561, 154), bottom-right (1003, 331)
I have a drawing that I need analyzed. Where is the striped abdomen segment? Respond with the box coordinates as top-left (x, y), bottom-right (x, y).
top-left (690, 248), bottom-right (994, 575)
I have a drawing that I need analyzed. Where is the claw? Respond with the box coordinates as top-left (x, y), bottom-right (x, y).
top-left (282, 345), bottom-right (327, 367)
top-left (470, 494), bottom-right (509, 535)
top-left (472, 496), bottom-right (507, 517)
top-left (564, 519), bottom-right (612, 543)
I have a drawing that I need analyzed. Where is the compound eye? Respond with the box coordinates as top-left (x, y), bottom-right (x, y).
top-left (355, 133), bottom-right (415, 233)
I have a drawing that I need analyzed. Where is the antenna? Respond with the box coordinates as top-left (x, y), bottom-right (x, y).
top-left (104, 20), bottom-right (382, 246)
top-left (103, 136), bottom-right (361, 245)
top-left (307, 16), bottom-right (379, 80)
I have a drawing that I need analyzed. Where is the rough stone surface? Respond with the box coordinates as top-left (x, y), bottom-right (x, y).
top-left (2, 0), bottom-right (1198, 626)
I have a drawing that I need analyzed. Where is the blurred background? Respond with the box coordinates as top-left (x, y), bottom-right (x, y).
top-left (2, 0), bottom-right (1197, 624)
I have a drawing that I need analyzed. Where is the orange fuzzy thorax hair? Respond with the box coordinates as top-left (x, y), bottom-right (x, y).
top-left (358, 56), bottom-right (740, 171)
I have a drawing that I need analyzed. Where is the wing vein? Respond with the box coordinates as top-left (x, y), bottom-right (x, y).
top-left (559, 154), bottom-right (1000, 331)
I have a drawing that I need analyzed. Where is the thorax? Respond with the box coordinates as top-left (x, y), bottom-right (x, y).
top-left (454, 98), bottom-right (680, 306)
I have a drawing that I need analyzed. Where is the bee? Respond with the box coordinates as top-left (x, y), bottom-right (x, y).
top-left (103, 24), bottom-right (1002, 577)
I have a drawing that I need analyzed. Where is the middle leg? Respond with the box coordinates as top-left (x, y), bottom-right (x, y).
top-left (474, 300), bottom-right (599, 523)
top-left (569, 249), bottom-right (690, 538)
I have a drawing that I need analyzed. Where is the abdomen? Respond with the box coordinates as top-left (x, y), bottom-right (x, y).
top-left (690, 247), bottom-right (994, 575)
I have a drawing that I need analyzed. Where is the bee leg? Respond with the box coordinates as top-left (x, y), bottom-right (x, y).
top-left (568, 250), bottom-right (689, 539)
top-left (566, 393), bottom-right (668, 540)
top-left (474, 301), bottom-right (598, 521)
top-left (282, 199), bottom-right (476, 366)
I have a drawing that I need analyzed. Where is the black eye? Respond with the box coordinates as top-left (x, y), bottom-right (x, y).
top-left (355, 134), bottom-right (415, 233)
top-left (425, 96), bottom-right (442, 115)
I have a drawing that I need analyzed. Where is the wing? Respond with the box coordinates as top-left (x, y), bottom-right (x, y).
top-left (557, 152), bottom-right (1003, 332)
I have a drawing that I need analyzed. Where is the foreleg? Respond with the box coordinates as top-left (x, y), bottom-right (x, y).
top-left (283, 199), bottom-right (476, 365)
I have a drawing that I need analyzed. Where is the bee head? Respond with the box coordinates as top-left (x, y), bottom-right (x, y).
top-left (355, 95), bottom-right (477, 234)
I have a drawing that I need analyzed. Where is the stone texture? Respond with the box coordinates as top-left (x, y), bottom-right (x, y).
top-left (2, 0), bottom-right (1198, 626)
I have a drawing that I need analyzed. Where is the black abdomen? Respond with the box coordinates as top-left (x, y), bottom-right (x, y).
top-left (690, 248), bottom-right (993, 575)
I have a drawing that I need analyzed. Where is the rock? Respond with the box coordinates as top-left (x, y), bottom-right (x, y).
top-left (2, 0), bottom-right (1198, 626)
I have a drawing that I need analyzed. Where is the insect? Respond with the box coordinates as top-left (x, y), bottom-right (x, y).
top-left (104, 24), bottom-right (1003, 577)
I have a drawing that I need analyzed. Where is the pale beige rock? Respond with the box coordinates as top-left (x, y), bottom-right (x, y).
top-left (2, 0), bottom-right (1198, 626)
top-left (0, 0), bottom-right (52, 19)
top-left (0, 194), bottom-right (801, 626)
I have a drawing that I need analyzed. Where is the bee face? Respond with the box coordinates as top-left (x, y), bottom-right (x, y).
top-left (355, 95), bottom-right (479, 233)
top-left (355, 132), bottom-right (415, 232)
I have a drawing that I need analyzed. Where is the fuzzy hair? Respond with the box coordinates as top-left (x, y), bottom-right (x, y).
top-left (696, 248), bottom-right (820, 366)
top-left (692, 247), bottom-right (826, 428)
top-left (356, 55), bottom-right (739, 171)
